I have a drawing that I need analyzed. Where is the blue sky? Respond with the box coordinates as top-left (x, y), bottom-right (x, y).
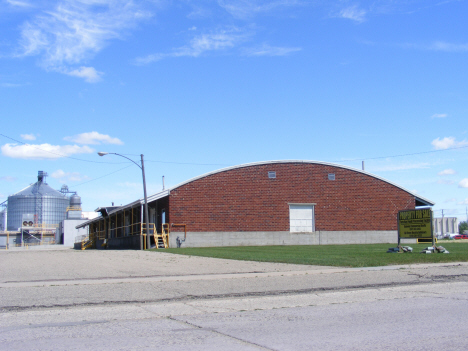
top-left (1, 0), bottom-right (468, 222)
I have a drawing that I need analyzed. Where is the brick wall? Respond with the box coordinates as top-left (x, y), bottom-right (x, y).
top-left (168, 162), bottom-right (415, 232)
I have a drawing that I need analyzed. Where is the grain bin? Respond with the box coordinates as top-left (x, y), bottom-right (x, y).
top-left (7, 171), bottom-right (69, 231)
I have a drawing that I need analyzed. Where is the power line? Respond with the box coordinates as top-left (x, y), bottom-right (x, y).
top-left (2, 132), bottom-right (468, 167)
top-left (117, 145), bottom-right (468, 166)
top-left (145, 159), bottom-right (230, 166)
top-left (67, 165), bottom-right (134, 189)
top-left (329, 144), bottom-right (468, 163)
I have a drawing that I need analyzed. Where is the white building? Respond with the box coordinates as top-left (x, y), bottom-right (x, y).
top-left (433, 217), bottom-right (458, 237)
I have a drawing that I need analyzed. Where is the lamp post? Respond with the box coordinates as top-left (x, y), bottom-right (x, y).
top-left (98, 152), bottom-right (150, 251)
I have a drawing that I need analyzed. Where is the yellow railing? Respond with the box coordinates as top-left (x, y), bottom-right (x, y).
top-left (160, 224), bottom-right (170, 249)
top-left (66, 206), bottom-right (82, 212)
top-left (11, 233), bottom-right (56, 248)
top-left (83, 222), bottom-right (172, 249)
top-left (142, 223), bottom-right (169, 249)
top-left (81, 232), bottom-right (95, 250)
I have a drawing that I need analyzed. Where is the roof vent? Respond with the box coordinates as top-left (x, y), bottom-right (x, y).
top-left (268, 171), bottom-right (276, 179)
top-left (328, 173), bottom-right (335, 180)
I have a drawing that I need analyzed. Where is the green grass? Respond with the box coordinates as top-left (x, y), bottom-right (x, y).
top-left (160, 242), bottom-right (468, 268)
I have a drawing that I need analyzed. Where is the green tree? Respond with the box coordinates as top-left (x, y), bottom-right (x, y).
top-left (459, 221), bottom-right (468, 234)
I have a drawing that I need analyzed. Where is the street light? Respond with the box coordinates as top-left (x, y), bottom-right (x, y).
top-left (98, 152), bottom-right (150, 251)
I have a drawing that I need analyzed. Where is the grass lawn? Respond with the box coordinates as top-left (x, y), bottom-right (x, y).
top-left (161, 241), bottom-right (468, 268)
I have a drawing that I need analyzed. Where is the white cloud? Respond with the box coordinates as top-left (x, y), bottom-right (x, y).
top-left (65, 66), bottom-right (103, 83)
top-left (406, 41), bottom-right (468, 52)
top-left (135, 28), bottom-right (249, 64)
top-left (135, 53), bottom-right (164, 65)
top-left (459, 179), bottom-right (468, 188)
top-left (438, 169), bottom-right (456, 176)
top-left (1, 143), bottom-right (94, 159)
top-left (431, 136), bottom-right (468, 150)
top-left (117, 181), bottom-right (141, 188)
top-left (242, 43), bottom-right (302, 56)
top-left (190, 30), bottom-right (244, 53)
top-left (5, 0), bottom-right (33, 8)
top-left (370, 162), bottom-right (430, 172)
top-left (431, 113), bottom-right (448, 118)
top-left (21, 133), bottom-right (36, 141)
top-left (16, 0), bottom-right (152, 82)
top-left (338, 5), bottom-right (366, 22)
top-left (64, 131), bottom-right (123, 145)
top-left (218, 0), bottom-right (300, 19)
top-left (51, 169), bottom-right (89, 182)
top-left (459, 198), bottom-right (468, 205)
top-left (429, 41), bottom-right (468, 52)
top-left (437, 179), bottom-right (455, 185)
top-left (1, 83), bottom-right (23, 88)
top-left (186, 5), bottom-right (213, 20)
top-left (0, 176), bottom-right (17, 182)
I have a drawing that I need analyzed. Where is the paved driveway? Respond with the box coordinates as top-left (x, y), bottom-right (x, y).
top-left (1, 248), bottom-right (467, 350)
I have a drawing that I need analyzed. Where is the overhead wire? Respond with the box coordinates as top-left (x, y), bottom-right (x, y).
top-left (3, 131), bottom-right (467, 222)
top-left (2, 132), bottom-right (468, 167)
top-left (125, 145), bottom-right (468, 166)
top-left (2, 131), bottom-right (468, 192)
top-left (68, 165), bottom-right (134, 189)
top-left (329, 144), bottom-right (468, 163)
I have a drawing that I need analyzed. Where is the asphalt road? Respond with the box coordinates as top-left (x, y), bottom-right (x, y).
top-left (1, 248), bottom-right (467, 350)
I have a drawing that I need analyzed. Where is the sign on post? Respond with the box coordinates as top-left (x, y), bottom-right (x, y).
top-left (398, 209), bottom-right (433, 246)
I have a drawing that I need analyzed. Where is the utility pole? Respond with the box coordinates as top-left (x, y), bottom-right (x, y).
top-left (98, 152), bottom-right (151, 250)
top-left (441, 209), bottom-right (444, 237)
top-left (141, 154), bottom-right (150, 251)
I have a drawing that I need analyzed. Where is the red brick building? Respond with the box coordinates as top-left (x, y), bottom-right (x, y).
top-left (78, 161), bottom-right (434, 249)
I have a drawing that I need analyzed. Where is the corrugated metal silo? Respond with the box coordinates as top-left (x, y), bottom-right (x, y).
top-left (70, 194), bottom-right (81, 208)
top-left (0, 209), bottom-right (6, 231)
top-left (7, 171), bottom-right (69, 231)
top-left (67, 194), bottom-right (83, 219)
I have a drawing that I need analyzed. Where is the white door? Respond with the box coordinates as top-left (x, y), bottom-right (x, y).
top-left (289, 204), bottom-right (315, 233)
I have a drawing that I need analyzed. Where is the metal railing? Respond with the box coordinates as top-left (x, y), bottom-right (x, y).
top-left (81, 222), bottom-right (176, 250)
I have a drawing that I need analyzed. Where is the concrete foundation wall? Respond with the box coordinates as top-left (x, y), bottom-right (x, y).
top-left (169, 230), bottom-right (398, 248)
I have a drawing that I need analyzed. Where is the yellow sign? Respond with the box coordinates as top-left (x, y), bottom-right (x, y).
top-left (398, 209), bottom-right (432, 238)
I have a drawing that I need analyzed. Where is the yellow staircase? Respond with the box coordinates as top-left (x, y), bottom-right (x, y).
top-left (81, 232), bottom-right (95, 250)
top-left (155, 224), bottom-right (169, 249)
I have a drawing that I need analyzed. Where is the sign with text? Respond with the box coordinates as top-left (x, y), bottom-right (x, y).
top-left (398, 209), bottom-right (433, 239)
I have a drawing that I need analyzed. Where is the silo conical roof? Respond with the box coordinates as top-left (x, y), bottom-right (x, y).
top-left (11, 182), bottom-right (66, 198)
top-left (10, 171), bottom-right (67, 198)
top-left (7, 171), bottom-right (70, 231)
